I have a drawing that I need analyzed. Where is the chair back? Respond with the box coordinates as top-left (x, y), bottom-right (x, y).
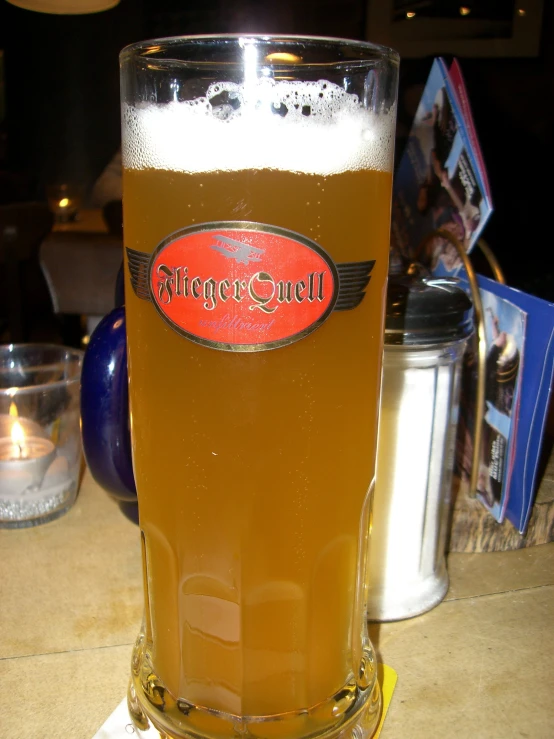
top-left (40, 230), bottom-right (122, 317)
top-left (0, 202), bottom-right (54, 342)
top-left (0, 202), bottom-right (53, 262)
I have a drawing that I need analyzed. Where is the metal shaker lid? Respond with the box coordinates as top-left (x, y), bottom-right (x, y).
top-left (385, 265), bottom-right (473, 346)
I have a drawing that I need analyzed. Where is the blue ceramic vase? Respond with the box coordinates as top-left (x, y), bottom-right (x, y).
top-left (80, 266), bottom-right (139, 523)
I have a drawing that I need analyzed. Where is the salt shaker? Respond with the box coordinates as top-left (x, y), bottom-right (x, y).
top-left (367, 271), bottom-right (473, 621)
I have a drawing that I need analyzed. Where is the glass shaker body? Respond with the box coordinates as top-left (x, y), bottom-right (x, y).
top-left (367, 338), bottom-right (468, 621)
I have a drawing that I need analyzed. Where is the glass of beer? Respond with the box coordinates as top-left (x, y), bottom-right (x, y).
top-left (120, 35), bottom-right (398, 739)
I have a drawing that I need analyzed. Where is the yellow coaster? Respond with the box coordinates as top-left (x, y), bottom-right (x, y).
top-left (374, 663), bottom-right (398, 738)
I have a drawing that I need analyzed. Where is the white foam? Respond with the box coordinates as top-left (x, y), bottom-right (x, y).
top-left (122, 79), bottom-right (395, 176)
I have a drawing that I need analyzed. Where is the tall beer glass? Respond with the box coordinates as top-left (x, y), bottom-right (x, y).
top-left (120, 35), bottom-right (398, 739)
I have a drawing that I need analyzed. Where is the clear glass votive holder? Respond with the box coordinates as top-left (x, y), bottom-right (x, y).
top-left (46, 182), bottom-right (82, 223)
top-left (0, 344), bottom-right (84, 528)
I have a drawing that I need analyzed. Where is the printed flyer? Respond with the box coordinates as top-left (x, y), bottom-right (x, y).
top-left (391, 57), bottom-right (554, 531)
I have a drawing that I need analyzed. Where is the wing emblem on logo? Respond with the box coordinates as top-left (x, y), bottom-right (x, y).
top-left (126, 247), bottom-right (150, 301)
top-left (334, 260), bottom-right (376, 311)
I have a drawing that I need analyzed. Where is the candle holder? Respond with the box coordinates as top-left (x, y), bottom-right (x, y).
top-left (46, 183), bottom-right (82, 224)
top-left (0, 344), bottom-right (84, 528)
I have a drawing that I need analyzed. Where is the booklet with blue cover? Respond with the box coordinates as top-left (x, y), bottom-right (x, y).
top-left (454, 282), bottom-right (526, 524)
top-left (455, 275), bottom-right (554, 533)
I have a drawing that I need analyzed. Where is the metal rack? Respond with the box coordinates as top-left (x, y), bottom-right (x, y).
top-left (417, 229), bottom-right (505, 497)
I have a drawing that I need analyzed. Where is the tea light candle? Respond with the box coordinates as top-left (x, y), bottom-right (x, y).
top-left (55, 196), bottom-right (79, 218)
top-left (0, 419), bottom-right (56, 498)
top-left (46, 183), bottom-right (81, 223)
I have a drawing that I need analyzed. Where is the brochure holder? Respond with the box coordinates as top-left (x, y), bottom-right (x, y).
top-left (474, 238), bottom-right (506, 285)
top-left (392, 55), bottom-right (554, 548)
top-left (418, 227), bottom-right (494, 498)
top-left (417, 229), bottom-right (554, 553)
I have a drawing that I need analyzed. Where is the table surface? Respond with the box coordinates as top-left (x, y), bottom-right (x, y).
top-left (1, 469), bottom-right (552, 739)
top-left (52, 208), bottom-right (108, 234)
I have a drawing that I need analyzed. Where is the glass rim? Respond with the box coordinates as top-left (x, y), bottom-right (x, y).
top-left (0, 343), bottom-right (84, 395)
top-left (120, 33), bottom-right (400, 69)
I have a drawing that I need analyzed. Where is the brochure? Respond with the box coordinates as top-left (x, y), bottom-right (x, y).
top-left (447, 59), bottom-right (491, 201)
top-left (478, 277), bottom-right (554, 533)
top-left (455, 279), bottom-right (526, 523)
top-left (390, 57), bottom-right (493, 277)
top-left (391, 57), bottom-right (554, 533)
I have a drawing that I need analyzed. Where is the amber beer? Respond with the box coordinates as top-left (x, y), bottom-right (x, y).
top-left (121, 37), bottom-right (398, 739)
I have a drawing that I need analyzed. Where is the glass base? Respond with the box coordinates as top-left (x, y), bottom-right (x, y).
top-left (0, 479), bottom-right (79, 529)
top-left (367, 569), bottom-right (449, 622)
top-left (127, 634), bottom-right (382, 739)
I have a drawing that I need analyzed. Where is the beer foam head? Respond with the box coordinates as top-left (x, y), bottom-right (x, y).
top-left (123, 79), bottom-right (395, 175)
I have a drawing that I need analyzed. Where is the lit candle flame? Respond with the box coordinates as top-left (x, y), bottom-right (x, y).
top-left (9, 401), bottom-right (18, 418)
top-left (59, 197), bottom-right (70, 208)
top-left (11, 420), bottom-right (26, 458)
top-left (11, 420), bottom-right (25, 445)
top-left (265, 52), bottom-right (303, 63)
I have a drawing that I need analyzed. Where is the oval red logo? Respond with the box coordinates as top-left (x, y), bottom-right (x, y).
top-left (148, 222), bottom-right (339, 351)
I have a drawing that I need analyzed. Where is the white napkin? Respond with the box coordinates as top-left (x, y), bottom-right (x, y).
top-left (92, 697), bottom-right (139, 738)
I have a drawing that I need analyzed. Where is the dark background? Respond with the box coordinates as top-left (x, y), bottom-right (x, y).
top-left (0, 0), bottom-right (552, 298)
